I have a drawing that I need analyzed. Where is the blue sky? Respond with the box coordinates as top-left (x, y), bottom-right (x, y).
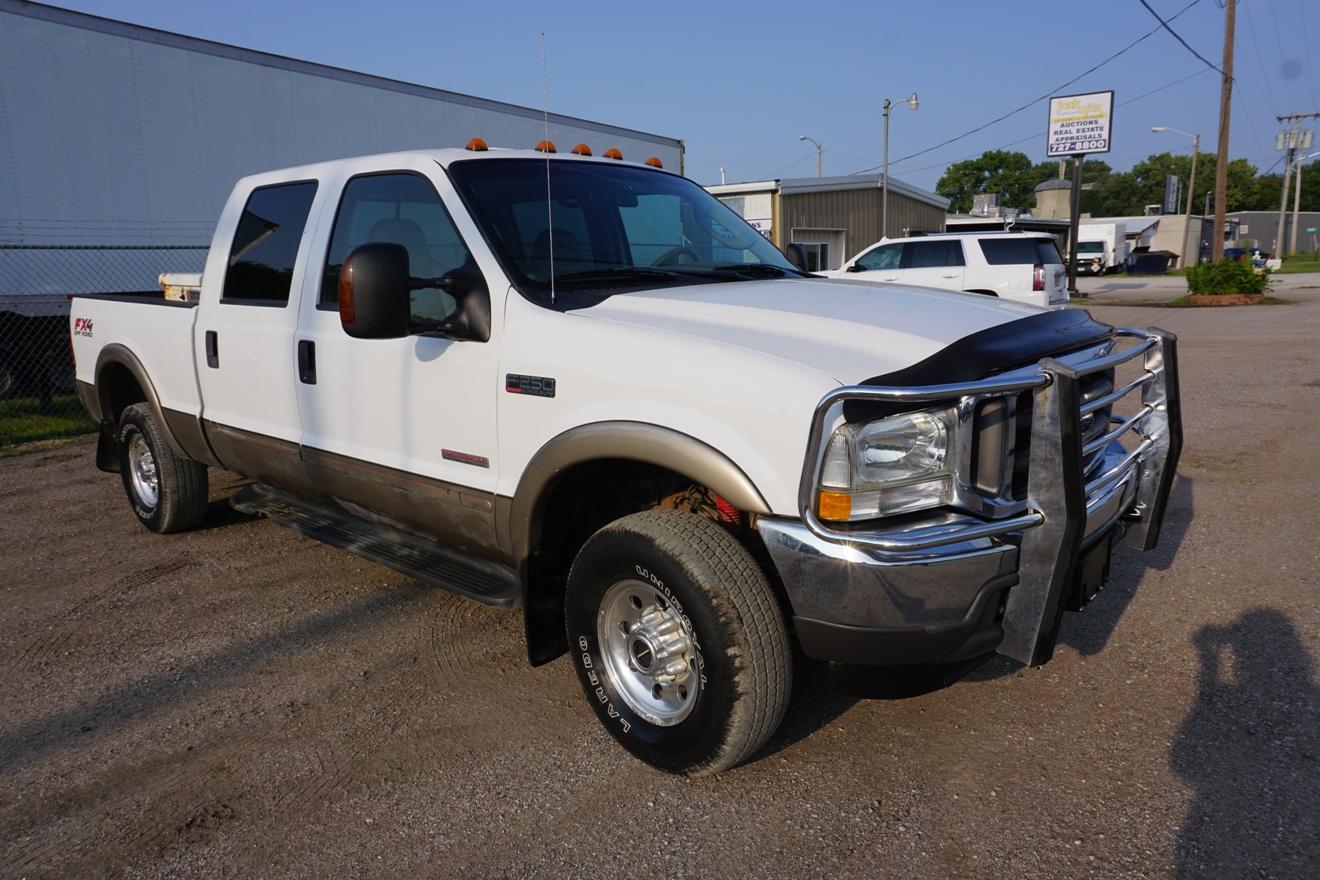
top-left (57, 0), bottom-right (1319, 189)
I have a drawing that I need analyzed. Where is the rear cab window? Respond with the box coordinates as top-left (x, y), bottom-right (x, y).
top-left (221, 181), bottom-right (319, 306)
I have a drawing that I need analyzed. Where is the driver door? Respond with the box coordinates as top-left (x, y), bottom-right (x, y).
top-left (293, 162), bottom-right (502, 559)
top-left (844, 242), bottom-right (903, 281)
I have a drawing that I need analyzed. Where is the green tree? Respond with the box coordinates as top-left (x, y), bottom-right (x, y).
top-left (936, 150), bottom-right (1039, 212)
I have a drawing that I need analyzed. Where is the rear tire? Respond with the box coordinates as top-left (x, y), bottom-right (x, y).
top-left (565, 510), bottom-right (791, 776)
top-left (117, 403), bottom-right (208, 533)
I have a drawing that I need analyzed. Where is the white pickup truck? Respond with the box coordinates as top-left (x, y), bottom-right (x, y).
top-left (71, 146), bottom-right (1183, 775)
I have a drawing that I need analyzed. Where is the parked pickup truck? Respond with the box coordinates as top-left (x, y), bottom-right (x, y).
top-left (71, 147), bottom-right (1183, 775)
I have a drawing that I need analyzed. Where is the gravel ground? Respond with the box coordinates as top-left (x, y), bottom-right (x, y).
top-left (2, 295), bottom-right (1318, 879)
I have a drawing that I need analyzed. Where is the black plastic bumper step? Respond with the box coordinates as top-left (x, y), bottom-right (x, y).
top-left (231, 483), bottom-right (519, 606)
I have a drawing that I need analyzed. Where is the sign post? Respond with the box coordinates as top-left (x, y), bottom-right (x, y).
top-left (1047, 91), bottom-right (1114, 297)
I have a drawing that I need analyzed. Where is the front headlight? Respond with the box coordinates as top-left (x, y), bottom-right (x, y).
top-left (816, 407), bottom-right (956, 522)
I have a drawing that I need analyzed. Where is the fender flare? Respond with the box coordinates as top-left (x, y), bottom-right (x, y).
top-left (502, 420), bottom-right (772, 565)
top-left (92, 344), bottom-right (217, 464)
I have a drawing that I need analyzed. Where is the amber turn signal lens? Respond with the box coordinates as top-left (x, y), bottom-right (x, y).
top-left (603, 147), bottom-right (623, 160)
top-left (817, 490), bottom-right (852, 521)
top-left (338, 258), bottom-right (355, 326)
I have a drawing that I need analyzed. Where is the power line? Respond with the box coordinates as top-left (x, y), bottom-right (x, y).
top-left (1240, 0), bottom-right (1278, 111)
top-left (848, 0), bottom-right (1205, 174)
top-left (891, 68), bottom-right (1213, 177)
top-left (1136, 0), bottom-right (1225, 74)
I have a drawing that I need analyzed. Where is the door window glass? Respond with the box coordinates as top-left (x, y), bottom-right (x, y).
top-left (855, 243), bottom-right (902, 271)
top-left (903, 240), bottom-right (964, 269)
top-left (321, 173), bottom-right (475, 329)
top-left (795, 241), bottom-right (829, 272)
top-left (222, 181), bottom-right (318, 305)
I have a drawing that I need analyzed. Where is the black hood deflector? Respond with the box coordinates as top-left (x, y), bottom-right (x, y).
top-left (844, 308), bottom-right (1115, 421)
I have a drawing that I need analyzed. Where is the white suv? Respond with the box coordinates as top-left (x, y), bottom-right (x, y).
top-left (825, 232), bottom-right (1069, 307)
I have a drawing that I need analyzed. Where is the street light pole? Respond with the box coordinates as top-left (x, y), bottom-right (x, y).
top-left (798, 135), bottom-right (822, 178)
top-left (1152, 126), bottom-right (1200, 266)
top-left (882, 92), bottom-right (918, 239)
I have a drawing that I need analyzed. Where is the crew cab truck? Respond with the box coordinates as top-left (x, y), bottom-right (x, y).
top-left (71, 147), bottom-right (1183, 776)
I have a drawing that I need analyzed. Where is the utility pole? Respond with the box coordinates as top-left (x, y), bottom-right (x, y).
top-left (1294, 155), bottom-right (1305, 255)
top-left (1211, 0), bottom-right (1235, 264)
top-left (1275, 114), bottom-right (1318, 255)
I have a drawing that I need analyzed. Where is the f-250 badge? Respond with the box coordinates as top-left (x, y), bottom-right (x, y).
top-left (505, 374), bottom-right (556, 398)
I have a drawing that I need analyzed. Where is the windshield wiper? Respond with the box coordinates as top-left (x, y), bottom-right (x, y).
top-left (552, 267), bottom-right (681, 284)
top-left (708, 264), bottom-right (794, 278)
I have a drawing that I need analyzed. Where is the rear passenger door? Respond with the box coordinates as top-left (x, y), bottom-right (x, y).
top-left (195, 179), bottom-right (321, 489)
top-left (901, 239), bottom-right (965, 291)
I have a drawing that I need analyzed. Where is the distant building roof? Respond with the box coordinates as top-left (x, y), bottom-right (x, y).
top-left (707, 173), bottom-right (949, 210)
top-left (1034, 179), bottom-right (1072, 192)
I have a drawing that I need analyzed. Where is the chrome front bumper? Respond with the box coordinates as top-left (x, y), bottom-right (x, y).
top-left (759, 328), bottom-right (1182, 667)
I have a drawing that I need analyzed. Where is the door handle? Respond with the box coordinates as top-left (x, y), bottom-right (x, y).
top-left (941, 273), bottom-right (958, 278)
top-left (882, 276), bottom-right (898, 281)
top-left (297, 339), bottom-right (316, 385)
top-left (204, 330), bottom-right (219, 368)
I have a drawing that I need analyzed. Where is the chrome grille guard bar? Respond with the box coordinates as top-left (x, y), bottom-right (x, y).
top-left (796, 327), bottom-right (1182, 666)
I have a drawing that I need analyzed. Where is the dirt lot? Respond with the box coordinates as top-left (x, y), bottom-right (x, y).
top-left (2, 296), bottom-right (1318, 879)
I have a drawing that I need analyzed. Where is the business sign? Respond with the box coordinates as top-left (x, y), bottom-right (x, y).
top-left (1046, 90), bottom-right (1114, 157)
top-left (1164, 174), bottom-right (1180, 214)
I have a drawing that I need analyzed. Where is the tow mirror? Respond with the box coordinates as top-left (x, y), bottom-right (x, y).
top-left (782, 242), bottom-right (809, 272)
top-left (339, 243), bottom-right (411, 339)
top-left (845, 264), bottom-right (865, 273)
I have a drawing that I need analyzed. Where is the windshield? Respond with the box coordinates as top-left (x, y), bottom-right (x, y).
top-left (446, 159), bottom-right (803, 306)
top-left (1077, 241), bottom-right (1104, 254)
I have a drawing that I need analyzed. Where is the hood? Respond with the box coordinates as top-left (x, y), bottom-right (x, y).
top-left (576, 278), bottom-right (1044, 384)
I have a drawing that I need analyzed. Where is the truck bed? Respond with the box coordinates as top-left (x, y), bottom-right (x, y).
top-left (70, 292), bottom-right (202, 419)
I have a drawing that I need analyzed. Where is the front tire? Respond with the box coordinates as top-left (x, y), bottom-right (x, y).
top-left (565, 510), bottom-right (791, 776)
top-left (117, 403), bottom-right (209, 533)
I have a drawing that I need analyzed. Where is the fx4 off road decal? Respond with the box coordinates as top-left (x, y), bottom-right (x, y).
top-left (73, 317), bottom-right (94, 337)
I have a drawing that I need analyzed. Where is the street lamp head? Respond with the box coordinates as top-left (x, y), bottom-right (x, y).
top-left (799, 135), bottom-right (807, 141)
top-left (908, 92), bottom-right (919, 111)
top-left (1151, 126), bottom-right (1168, 132)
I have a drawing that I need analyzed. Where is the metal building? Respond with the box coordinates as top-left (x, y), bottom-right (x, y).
top-left (0, 0), bottom-right (683, 307)
top-left (707, 174), bottom-right (949, 271)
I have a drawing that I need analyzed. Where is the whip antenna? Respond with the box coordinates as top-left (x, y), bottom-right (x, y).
top-left (541, 33), bottom-right (555, 304)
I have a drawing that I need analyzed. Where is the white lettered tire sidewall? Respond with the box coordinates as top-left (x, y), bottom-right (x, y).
top-left (565, 511), bottom-right (792, 776)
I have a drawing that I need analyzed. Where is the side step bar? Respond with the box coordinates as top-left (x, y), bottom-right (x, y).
top-left (231, 483), bottom-right (520, 607)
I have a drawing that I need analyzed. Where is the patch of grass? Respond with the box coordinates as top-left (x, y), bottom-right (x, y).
top-left (1275, 254), bottom-right (1320, 274)
top-left (0, 394), bottom-right (96, 449)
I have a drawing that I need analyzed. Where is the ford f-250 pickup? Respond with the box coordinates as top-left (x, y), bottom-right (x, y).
top-left (71, 145), bottom-right (1182, 776)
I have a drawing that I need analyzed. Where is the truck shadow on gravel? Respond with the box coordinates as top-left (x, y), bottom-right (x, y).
top-left (0, 579), bottom-right (434, 774)
top-left (1172, 608), bottom-right (1320, 878)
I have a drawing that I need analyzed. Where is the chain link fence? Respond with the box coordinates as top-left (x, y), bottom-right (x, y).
top-left (0, 244), bottom-right (208, 451)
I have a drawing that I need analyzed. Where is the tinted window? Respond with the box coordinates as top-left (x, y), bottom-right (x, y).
top-left (979, 237), bottom-right (1061, 266)
top-left (903, 240), bottom-right (965, 269)
top-left (222, 182), bottom-right (318, 304)
top-left (321, 173), bottom-right (475, 329)
top-left (855, 243), bottom-right (901, 271)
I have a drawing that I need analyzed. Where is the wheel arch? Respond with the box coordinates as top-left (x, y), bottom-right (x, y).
top-left (93, 344), bottom-right (216, 465)
top-left (505, 421), bottom-right (773, 665)
top-left (963, 288), bottom-right (999, 297)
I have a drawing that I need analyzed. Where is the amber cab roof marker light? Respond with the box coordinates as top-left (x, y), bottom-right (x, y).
top-left (571, 143), bottom-right (592, 156)
top-left (534, 140), bottom-right (557, 153)
top-left (603, 147), bottom-right (623, 160)
top-left (465, 137), bottom-right (488, 152)
top-left (645, 156), bottom-right (663, 168)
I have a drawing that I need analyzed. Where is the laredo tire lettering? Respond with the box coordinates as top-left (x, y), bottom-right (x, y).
top-left (564, 511), bottom-right (792, 776)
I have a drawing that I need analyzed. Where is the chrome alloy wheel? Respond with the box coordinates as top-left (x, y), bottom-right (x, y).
top-left (597, 579), bottom-right (701, 726)
top-left (127, 433), bottom-right (159, 509)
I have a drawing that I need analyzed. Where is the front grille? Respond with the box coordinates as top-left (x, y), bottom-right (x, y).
top-left (966, 337), bottom-right (1154, 515)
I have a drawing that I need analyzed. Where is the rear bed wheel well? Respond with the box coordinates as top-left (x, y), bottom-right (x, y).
top-left (99, 361), bottom-right (148, 426)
